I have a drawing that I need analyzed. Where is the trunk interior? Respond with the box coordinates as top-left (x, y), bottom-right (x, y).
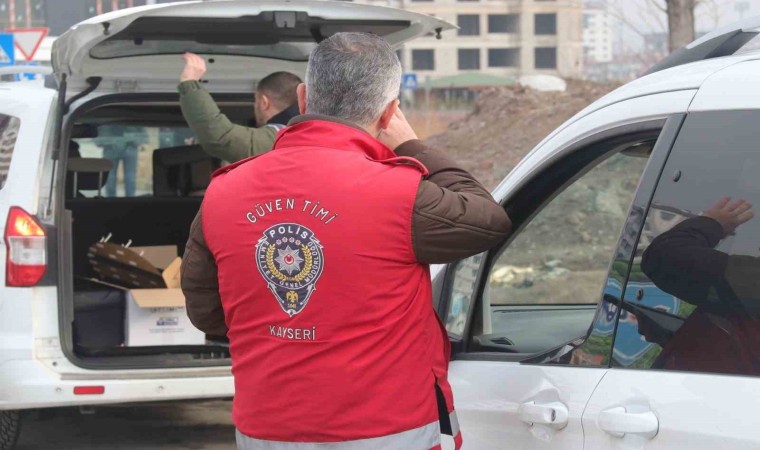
top-left (62, 96), bottom-right (253, 368)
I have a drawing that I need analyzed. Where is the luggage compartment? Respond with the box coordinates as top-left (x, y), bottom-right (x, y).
top-left (58, 99), bottom-right (254, 367)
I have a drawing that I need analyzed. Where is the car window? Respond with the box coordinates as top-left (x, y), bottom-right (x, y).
top-left (0, 114), bottom-right (21, 190)
top-left (74, 125), bottom-right (199, 198)
top-left (446, 253), bottom-right (485, 337)
top-left (458, 142), bottom-right (654, 357)
top-left (613, 111), bottom-right (760, 376)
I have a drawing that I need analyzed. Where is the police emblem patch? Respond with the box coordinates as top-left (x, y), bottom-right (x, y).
top-left (255, 223), bottom-right (324, 317)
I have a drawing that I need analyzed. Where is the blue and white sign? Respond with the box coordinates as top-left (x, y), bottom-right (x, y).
top-left (612, 282), bottom-right (682, 367)
top-left (18, 61), bottom-right (39, 81)
top-left (401, 73), bottom-right (418, 91)
top-left (0, 33), bottom-right (15, 67)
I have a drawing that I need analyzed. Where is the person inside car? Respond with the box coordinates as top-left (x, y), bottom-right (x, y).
top-left (178, 52), bottom-right (302, 162)
top-left (181, 32), bottom-right (511, 450)
top-left (641, 197), bottom-right (760, 375)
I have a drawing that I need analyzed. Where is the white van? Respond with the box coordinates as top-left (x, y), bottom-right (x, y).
top-left (0, 2), bottom-right (452, 448)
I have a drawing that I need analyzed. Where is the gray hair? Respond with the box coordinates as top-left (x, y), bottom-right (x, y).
top-left (305, 32), bottom-right (402, 126)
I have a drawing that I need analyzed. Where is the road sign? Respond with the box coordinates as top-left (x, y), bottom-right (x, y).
top-left (0, 33), bottom-right (15, 66)
top-left (17, 61), bottom-right (40, 81)
top-left (5, 28), bottom-right (48, 62)
top-left (401, 73), bottom-right (418, 91)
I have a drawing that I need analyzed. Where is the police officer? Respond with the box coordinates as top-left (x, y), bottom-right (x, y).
top-left (181, 32), bottom-right (511, 450)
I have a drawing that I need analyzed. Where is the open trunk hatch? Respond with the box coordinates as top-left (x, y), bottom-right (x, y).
top-left (52, 0), bottom-right (454, 89)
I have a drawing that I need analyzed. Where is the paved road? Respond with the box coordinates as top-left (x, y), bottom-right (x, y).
top-left (16, 400), bottom-right (236, 450)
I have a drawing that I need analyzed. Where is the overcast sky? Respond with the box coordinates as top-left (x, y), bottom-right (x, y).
top-left (613, 0), bottom-right (760, 31)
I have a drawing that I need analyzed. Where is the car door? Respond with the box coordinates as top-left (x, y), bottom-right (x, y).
top-left (583, 110), bottom-right (760, 449)
top-left (436, 102), bottom-right (690, 450)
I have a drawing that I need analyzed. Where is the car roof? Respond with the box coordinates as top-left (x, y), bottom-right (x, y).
top-left (489, 47), bottom-right (760, 203)
top-left (533, 50), bottom-right (760, 154)
top-left (583, 51), bottom-right (760, 122)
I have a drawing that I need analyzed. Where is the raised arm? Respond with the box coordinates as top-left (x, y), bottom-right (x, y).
top-left (379, 108), bottom-right (512, 264)
top-left (178, 53), bottom-right (277, 162)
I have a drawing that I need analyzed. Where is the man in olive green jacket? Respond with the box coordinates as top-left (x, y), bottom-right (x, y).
top-left (178, 53), bottom-right (302, 162)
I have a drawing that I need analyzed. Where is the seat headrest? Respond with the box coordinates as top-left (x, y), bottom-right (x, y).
top-left (153, 145), bottom-right (220, 197)
top-left (67, 158), bottom-right (113, 193)
top-left (67, 158), bottom-right (113, 174)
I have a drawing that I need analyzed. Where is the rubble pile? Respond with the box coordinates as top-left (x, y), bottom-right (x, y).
top-left (426, 80), bottom-right (619, 189)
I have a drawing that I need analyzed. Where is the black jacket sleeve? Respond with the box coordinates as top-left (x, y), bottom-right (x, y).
top-left (641, 216), bottom-right (730, 307)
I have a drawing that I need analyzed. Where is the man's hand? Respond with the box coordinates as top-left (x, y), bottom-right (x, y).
top-left (702, 197), bottom-right (755, 237)
top-left (377, 108), bottom-right (418, 150)
top-left (180, 53), bottom-right (207, 82)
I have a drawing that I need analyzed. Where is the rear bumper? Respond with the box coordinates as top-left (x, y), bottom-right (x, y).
top-left (0, 359), bottom-right (234, 410)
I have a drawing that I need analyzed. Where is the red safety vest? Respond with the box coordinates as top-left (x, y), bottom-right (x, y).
top-left (201, 119), bottom-right (462, 449)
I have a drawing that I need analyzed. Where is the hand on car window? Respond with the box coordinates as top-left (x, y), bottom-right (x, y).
top-left (180, 53), bottom-right (207, 82)
top-left (702, 197), bottom-right (755, 238)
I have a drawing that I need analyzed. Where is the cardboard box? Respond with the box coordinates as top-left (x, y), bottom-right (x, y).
top-left (124, 255), bottom-right (203, 347)
top-left (130, 245), bottom-right (180, 272)
top-left (88, 243), bottom-right (205, 347)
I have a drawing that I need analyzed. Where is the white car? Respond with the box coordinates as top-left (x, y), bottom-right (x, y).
top-left (1, 1), bottom-right (759, 448)
top-left (0, 2), bottom-right (452, 448)
top-left (435, 17), bottom-right (760, 450)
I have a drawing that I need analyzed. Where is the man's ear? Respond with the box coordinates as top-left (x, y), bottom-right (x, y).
top-left (297, 83), bottom-right (307, 114)
top-left (259, 93), bottom-right (271, 110)
top-left (379, 99), bottom-right (399, 130)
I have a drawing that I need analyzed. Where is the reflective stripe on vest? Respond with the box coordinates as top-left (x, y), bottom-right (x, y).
top-left (235, 421), bottom-right (441, 450)
top-left (266, 123), bottom-right (286, 132)
top-left (449, 411), bottom-right (461, 437)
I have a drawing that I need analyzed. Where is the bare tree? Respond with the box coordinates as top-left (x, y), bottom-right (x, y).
top-left (650, 0), bottom-right (732, 51)
top-left (665, 0), bottom-right (697, 51)
top-left (605, 0), bottom-right (728, 53)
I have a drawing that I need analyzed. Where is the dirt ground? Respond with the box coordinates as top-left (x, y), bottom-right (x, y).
top-left (422, 81), bottom-right (641, 308)
top-left (426, 80), bottom-right (619, 190)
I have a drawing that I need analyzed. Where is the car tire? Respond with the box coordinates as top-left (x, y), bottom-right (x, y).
top-left (0, 410), bottom-right (21, 450)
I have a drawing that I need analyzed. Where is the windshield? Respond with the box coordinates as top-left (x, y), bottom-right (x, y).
top-left (73, 124), bottom-right (201, 198)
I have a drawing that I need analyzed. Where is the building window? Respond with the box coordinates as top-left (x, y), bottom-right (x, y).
top-left (535, 13), bottom-right (557, 35)
top-left (30, 0), bottom-right (45, 23)
top-left (458, 49), bottom-right (480, 70)
top-left (535, 47), bottom-right (557, 69)
top-left (583, 13), bottom-right (592, 28)
top-left (457, 15), bottom-right (480, 36)
top-left (412, 49), bottom-right (435, 71)
top-left (488, 14), bottom-right (519, 33)
top-left (489, 48), bottom-right (520, 68)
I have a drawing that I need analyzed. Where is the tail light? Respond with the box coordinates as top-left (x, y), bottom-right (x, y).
top-left (5, 207), bottom-right (47, 287)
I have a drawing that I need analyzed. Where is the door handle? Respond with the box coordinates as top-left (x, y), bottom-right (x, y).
top-left (598, 406), bottom-right (659, 439)
top-left (518, 401), bottom-right (569, 430)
